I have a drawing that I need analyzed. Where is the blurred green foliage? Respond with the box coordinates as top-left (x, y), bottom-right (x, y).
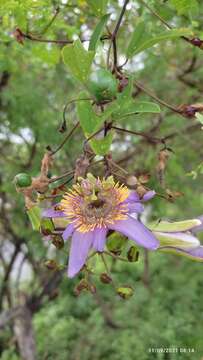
top-left (0, 0), bottom-right (203, 359)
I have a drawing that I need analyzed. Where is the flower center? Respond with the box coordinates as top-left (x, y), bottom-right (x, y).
top-left (89, 199), bottom-right (105, 209)
top-left (60, 175), bottom-right (130, 232)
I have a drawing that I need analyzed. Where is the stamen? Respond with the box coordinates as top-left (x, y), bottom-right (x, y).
top-left (60, 176), bottom-right (129, 233)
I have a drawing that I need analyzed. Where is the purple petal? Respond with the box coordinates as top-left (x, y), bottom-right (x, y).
top-left (187, 246), bottom-right (203, 258)
top-left (62, 223), bottom-right (74, 241)
top-left (127, 202), bottom-right (144, 214)
top-left (142, 190), bottom-right (156, 202)
top-left (125, 191), bottom-right (140, 203)
top-left (191, 215), bottom-right (203, 233)
top-left (108, 216), bottom-right (159, 250)
top-left (93, 227), bottom-right (108, 252)
top-left (42, 208), bottom-right (66, 218)
top-left (68, 230), bottom-right (94, 278)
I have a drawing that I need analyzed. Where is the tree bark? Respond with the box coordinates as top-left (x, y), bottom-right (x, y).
top-left (13, 306), bottom-right (36, 360)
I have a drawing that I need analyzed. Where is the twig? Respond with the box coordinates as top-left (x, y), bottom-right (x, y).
top-left (51, 122), bottom-right (79, 156)
top-left (40, 7), bottom-right (60, 35)
top-left (16, 29), bottom-right (110, 45)
top-left (112, 0), bottom-right (130, 41)
top-left (48, 170), bottom-right (75, 183)
top-left (104, 251), bottom-right (129, 262)
top-left (110, 0), bottom-right (130, 70)
top-left (139, 0), bottom-right (172, 29)
top-left (112, 125), bottom-right (165, 144)
top-left (134, 79), bottom-right (181, 114)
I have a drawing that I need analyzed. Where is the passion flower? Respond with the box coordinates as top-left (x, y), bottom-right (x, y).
top-left (43, 174), bottom-right (158, 278)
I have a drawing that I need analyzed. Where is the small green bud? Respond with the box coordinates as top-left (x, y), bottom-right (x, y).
top-left (14, 173), bottom-right (32, 188)
top-left (127, 246), bottom-right (139, 262)
top-left (116, 286), bottom-right (134, 300)
top-left (106, 232), bottom-right (126, 254)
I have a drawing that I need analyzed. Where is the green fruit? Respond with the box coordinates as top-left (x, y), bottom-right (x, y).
top-left (14, 173), bottom-right (32, 188)
top-left (88, 69), bottom-right (118, 102)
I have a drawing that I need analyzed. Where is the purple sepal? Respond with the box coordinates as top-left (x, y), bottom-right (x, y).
top-left (93, 227), bottom-right (108, 252)
top-left (62, 223), bottom-right (74, 241)
top-left (68, 230), bottom-right (94, 278)
top-left (142, 190), bottom-right (156, 202)
top-left (42, 207), bottom-right (66, 218)
top-left (108, 216), bottom-right (159, 250)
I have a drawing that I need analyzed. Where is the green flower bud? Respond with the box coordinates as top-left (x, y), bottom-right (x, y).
top-left (116, 286), bottom-right (134, 300)
top-left (127, 246), bottom-right (139, 262)
top-left (14, 173), bottom-right (32, 188)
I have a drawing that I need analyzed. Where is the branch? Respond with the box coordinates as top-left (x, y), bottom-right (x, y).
top-left (112, 125), bottom-right (165, 144)
top-left (111, 0), bottom-right (129, 70)
top-left (134, 79), bottom-right (180, 114)
top-left (14, 28), bottom-right (110, 46)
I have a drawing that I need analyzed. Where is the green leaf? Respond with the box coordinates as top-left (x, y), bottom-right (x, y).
top-left (27, 206), bottom-right (41, 231)
top-left (89, 14), bottom-right (110, 51)
top-left (113, 101), bottom-right (160, 119)
top-left (127, 27), bottom-right (194, 57)
top-left (86, 0), bottom-right (108, 16)
top-left (77, 97), bottom-right (101, 134)
top-left (126, 22), bottom-right (148, 58)
top-left (62, 39), bottom-right (94, 82)
top-left (77, 93), bottom-right (117, 155)
top-left (149, 219), bottom-right (201, 232)
top-left (126, 101), bottom-right (161, 114)
top-left (77, 93), bottom-right (119, 134)
top-left (116, 77), bottom-right (134, 106)
top-left (90, 130), bottom-right (114, 155)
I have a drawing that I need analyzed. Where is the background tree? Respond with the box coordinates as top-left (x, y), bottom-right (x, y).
top-left (0, 1), bottom-right (203, 359)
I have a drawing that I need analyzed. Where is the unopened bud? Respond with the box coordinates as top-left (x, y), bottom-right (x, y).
top-left (14, 173), bottom-right (32, 188)
top-left (117, 286), bottom-right (134, 300)
top-left (190, 37), bottom-right (202, 47)
top-left (100, 272), bottom-right (112, 284)
top-left (89, 283), bottom-right (97, 294)
top-left (74, 279), bottom-right (89, 296)
top-left (52, 235), bottom-right (64, 249)
top-left (126, 175), bottom-right (137, 187)
top-left (44, 260), bottom-right (58, 270)
top-left (127, 246), bottom-right (139, 262)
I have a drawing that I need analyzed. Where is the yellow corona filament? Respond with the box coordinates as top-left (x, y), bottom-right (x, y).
top-left (60, 176), bottom-right (129, 233)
